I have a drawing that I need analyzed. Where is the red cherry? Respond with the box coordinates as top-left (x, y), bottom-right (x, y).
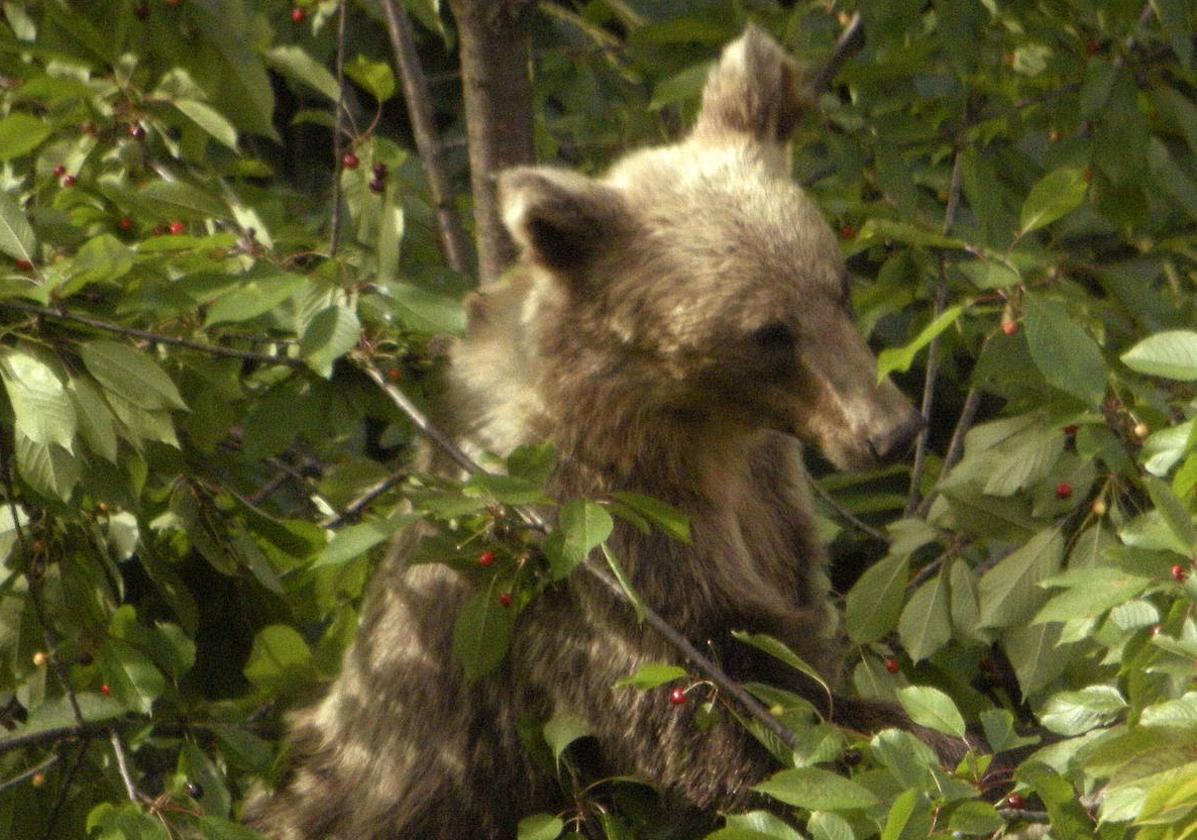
top-left (1001, 321), bottom-right (1019, 336)
top-left (169, 221), bottom-right (185, 236)
top-left (100, 684), bottom-right (111, 696)
top-left (119, 216), bottom-right (134, 231)
top-left (1063, 425), bottom-right (1078, 436)
top-left (498, 592), bottom-right (513, 608)
top-left (61, 175), bottom-right (76, 188)
top-left (1172, 564), bottom-right (1188, 583)
top-left (14, 259), bottom-right (33, 271)
top-left (839, 225), bottom-right (856, 240)
top-left (342, 151), bottom-right (360, 170)
top-left (385, 367), bottom-right (402, 383)
top-left (1007, 793), bottom-right (1026, 810)
top-left (478, 551), bottom-right (496, 567)
top-left (291, 7), bottom-right (307, 23)
top-left (885, 657), bottom-right (900, 674)
top-left (1055, 483), bottom-right (1072, 499)
top-left (669, 687), bottom-right (687, 705)
top-left (53, 164), bottom-right (66, 177)
top-left (129, 123), bottom-right (146, 141)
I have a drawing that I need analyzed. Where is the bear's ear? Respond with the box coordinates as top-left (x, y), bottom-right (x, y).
top-left (692, 25), bottom-right (813, 150)
top-left (499, 167), bottom-right (627, 275)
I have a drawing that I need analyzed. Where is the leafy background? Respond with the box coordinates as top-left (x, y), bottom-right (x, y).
top-left (1, 1), bottom-right (1197, 838)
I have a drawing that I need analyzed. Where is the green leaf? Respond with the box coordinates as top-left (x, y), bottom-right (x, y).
top-left (98, 637), bottom-right (166, 715)
top-left (753, 767), bottom-right (879, 810)
top-left (856, 218), bottom-right (969, 250)
top-left (807, 812), bottom-right (855, 840)
top-left (138, 180), bottom-right (228, 219)
top-left (979, 709), bottom-right (1039, 754)
top-left (898, 566), bottom-right (951, 662)
top-left (452, 581), bottom-right (517, 680)
top-left (722, 811), bottom-right (805, 840)
top-left (1122, 330), bottom-right (1197, 381)
top-left (12, 693), bottom-right (123, 743)
top-left (175, 99), bottom-right (239, 151)
top-left (1019, 167), bottom-right (1088, 234)
top-left (0, 346), bottom-right (76, 449)
top-left (602, 543), bottom-right (646, 622)
top-left (0, 113), bottom-right (50, 161)
top-left (876, 305), bottom-right (965, 381)
top-left (205, 272), bottom-right (309, 326)
top-left (948, 801), bottom-right (1004, 835)
top-left (610, 492), bottom-right (691, 543)
top-left (1033, 568), bottom-right (1149, 624)
top-left (64, 234), bottom-right (135, 293)
top-left (547, 500), bottom-right (612, 580)
top-left (978, 529), bottom-right (1064, 628)
top-left (15, 434), bottom-right (80, 502)
top-left (613, 663), bottom-right (687, 690)
top-left (871, 728), bottom-right (938, 788)
top-left (896, 685), bottom-right (966, 738)
top-left (385, 281), bottom-right (466, 335)
top-left (312, 514), bottom-right (415, 569)
top-left (1144, 476), bottom-right (1197, 552)
top-left (299, 304), bottom-right (361, 378)
top-left (465, 472), bottom-right (550, 506)
top-left (80, 340), bottom-right (188, 411)
top-left (0, 190), bottom-right (36, 263)
top-left (1147, 138), bottom-right (1197, 223)
top-left (377, 192), bottom-right (405, 283)
top-left (845, 552), bottom-right (909, 644)
top-left (264, 46), bottom-right (340, 101)
top-left (243, 625), bottom-right (317, 696)
top-left (543, 714), bottom-right (593, 766)
top-left (1003, 622), bottom-right (1072, 696)
top-left (1024, 295), bottom-right (1106, 406)
top-left (1141, 693), bottom-right (1197, 730)
top-left (196, 816), bottom-right (267, 840)
top-left (1039, 685), bottom-right (1127, 735)
top-left (879, 788), bottom-right (924, 840)
top-left (731, 631), bottom-right (831, 701)
top-left (346, 55), bottom-right (396, 102)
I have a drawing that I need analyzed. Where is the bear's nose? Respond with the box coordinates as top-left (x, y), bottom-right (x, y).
top-left (868, 409), bottom-right (926, 463)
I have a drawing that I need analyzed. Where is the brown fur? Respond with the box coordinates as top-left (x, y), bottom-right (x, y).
top-left (246, 27), bottom-right (930, 839)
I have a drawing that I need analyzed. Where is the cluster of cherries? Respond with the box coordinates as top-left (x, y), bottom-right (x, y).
top-left (342, 151), bottom-right (390, 194)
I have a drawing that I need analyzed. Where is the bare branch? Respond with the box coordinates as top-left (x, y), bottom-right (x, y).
top-left (814, 12), bottom-right (864, 91)
top-left (915, 387), bottom-right (980, 519)
top-left (379, 0), bottom-right (473, 275)
top-left (330, 0), bottom-right (350, 256)
top-left (0, 752), bottom-right (59, 795)
top-left (808, 477), bottom-right (888, 543)
top-left (446, 0), bottom-right (536, 284)
top-left (108, 728), bottom-right (139, 803)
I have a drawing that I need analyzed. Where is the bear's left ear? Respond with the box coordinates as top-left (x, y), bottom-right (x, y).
top-left (499, 166), bottom-right (628, 275)
top-left (692, 25), bottom-right (813, 153)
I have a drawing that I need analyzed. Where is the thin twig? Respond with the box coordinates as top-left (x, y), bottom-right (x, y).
top-left (808, 478), bottom-right (888, 542)
top-left (813, 12), bottom-right (864, 91)
top-left (329, 0), bottom-right (349, 257)
top-left (0, 752), bottom-right (59, 795)
top-left (39, 738), bottom-right (89, 840)
top-left (0, 724), bottom-right (94, 755)
top-left (915, 387), bottom-right (980, 519)
top-left (108, 728), bottom-right (139, 803)
top-left (380, 0), bottom-right (472, 275)
top-left (0, 301), bottom-right (306, 369)
top-left (322, 472), bottom-right (408, 528)
top-left (360, 364), bottom-right (803, 750)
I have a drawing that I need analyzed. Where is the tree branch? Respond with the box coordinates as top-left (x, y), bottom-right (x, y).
top-left (108, 728), bottom-right (140, 803)
top-left (360, 363), bottom-right (803, 750)
top-left (330, 0), bottom-right (350, 257)
top-left (813, 12), bottom-right (864, 91)
top-left (379, 0), bottom-right (473, 276)
top-left (446, 0), bottom-right (536, 284)
top-left (0, 752), bottom-right (59, 795)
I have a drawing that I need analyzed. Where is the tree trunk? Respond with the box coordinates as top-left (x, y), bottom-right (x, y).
top-left (446, 0), bottom-right (536, 285)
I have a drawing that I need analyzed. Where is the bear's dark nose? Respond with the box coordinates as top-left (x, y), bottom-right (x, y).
top-left (868, 409), bottom-right (926, 463)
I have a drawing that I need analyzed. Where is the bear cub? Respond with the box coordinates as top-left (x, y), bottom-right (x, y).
top-left (247, 25), bottom-right (928, 840)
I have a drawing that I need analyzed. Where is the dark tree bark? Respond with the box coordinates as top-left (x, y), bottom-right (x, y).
top-left (446, 0), bottom-right (536, 284)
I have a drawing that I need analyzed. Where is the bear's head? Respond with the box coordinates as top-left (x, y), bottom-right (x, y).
top-left (494, 26), bottom-right (922, 472)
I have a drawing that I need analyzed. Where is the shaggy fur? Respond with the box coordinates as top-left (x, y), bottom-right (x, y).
top-left (246, 27), bottom-right (929, 839)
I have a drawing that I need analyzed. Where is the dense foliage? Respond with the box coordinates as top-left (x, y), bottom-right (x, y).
top-left (1, 1), bottom-right (1197, 838)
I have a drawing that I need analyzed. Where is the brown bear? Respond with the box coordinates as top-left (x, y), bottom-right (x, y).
top-left (245, 26), bottom-right (929, 839)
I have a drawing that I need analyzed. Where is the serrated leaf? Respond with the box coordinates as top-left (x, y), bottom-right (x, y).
top-left (312, 513), bottom-right (416, 569)
top-left (898, 566), bottom-right (951, 662)
top-left (1024, 295), bottom-right (1106, 407)
top-left (1145, 476), bottom-right (1197, 551)
top-left (547, 500), bottom-right (612, 580)
top-left (979, 709), bottom-right (1039, 754)
top-left (385, 281), bottom-right (465, 335)
top-left (205, 272), bottom-right (308, 326)
top-left (1033, 568), bottom-right (1149, 624)
top-left (0, 346), bottom-right (76, 449)
top-left (98, 637), bottom-right (166, 715)
top-left (1019, 167), bottom-right (1088, 234)
top-left (64, 234), bottom-right (134, 293)
top-left (614, 663), bottom-right (687, 690)
top-left (723, 810), bottom-right (805, 840)
top-left (845, 552), bottom-right (909, 643)
top-left (1039, 685), bottom-right (1126, 735)
top-left (14, 434), bottom-right (80, 502)
top-left (1141, 692), bottom-right (1197, 730)
top-left (175, 98), bottom-right (239, 150)
top-left (896, 685), bottom-right (966, 738)
top-left (139, 179), bottom-right (228, 219)
top-left (1122, 330), bottom-right (1197, 381)
top-left (0, 113), bottom-right (50, 161)
top-left (80, 340), bottom-right (188, 411)
top-left (69, 375), bottom-right (118, 462)
top-left (978, 529), bottom-right (1063, 628)
top-left (1003, 622), bottom-right (1071, 696)
top-left (754, 767), bottom-right (879, 810)
top-left (299, 304), bottom-right (361, 377)
top-left (948, 801), bottom-right (1004, 835)
top-left (452, 580), bottom-right (517, 681)
top-left (0, 190), bottom-right (35, 263)
top-left (876, 305), bottom-right (965, 381)
top-left (871, 728), bottom-right (938, 788)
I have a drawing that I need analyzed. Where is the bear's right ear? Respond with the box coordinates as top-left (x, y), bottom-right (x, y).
top-left (499, 167), bottom-right (628, 275)
top-left (692, 25), bottom-right (813, 152)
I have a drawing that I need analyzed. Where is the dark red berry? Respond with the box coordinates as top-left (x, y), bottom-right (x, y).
top-left (61, 175), bottom-right (76, 188)
top-left (291, 7), bottom-right (307, 23)
top-left (169, 221), bottom-right (185, 235)
top-left (839, 225), bottom-right (856, 240)
top-left (133, 3), bottom-right (149, 20)
top-left (385, 367), bottom-right (402, 383)
top-left (129, 123), bottom-right (146, 141)
top-left (153, 225), bottom-right (167, 236)
top-left (1173, 564), bottom-right (1188, 583)
top-left (53, 164), bottom-right (66, 177)
top-left (99, 683), bottom-right (111, 696)
top-left (119, 216), bottom-right (134, 231)
top-left (1085, 40), bottom-right (1101, 56)
top-left (368, 178), bottom-right (386, 194)
top-left (78, 651), bottom-right (94, 666)
top-left (478, 551), bottom-right (496, 567)
top-left (499, 592), bottom-right (513, 608)
top-left (885, 657), bottom-right (900, 674)
top-left (14, 259), bottom-right (33, 271)
top-left (1064, 425), bottom-right (1078, 436)
top-left (372, 162), bottom-right (389, 178)
top-left (1001, 321), bottom-right (1019, 336)
top-left (669, 687), bottom-right (687, 705)
top-left (1006, 793), bottom-right (1026, 810)
top-left (1056, 483), bottom-right (1072, 500)
top-left (342, 151), bottom-right (360, 170)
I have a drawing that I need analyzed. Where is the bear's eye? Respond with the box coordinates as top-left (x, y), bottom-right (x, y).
top-left (750, 322), bottom-right (796, 352)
